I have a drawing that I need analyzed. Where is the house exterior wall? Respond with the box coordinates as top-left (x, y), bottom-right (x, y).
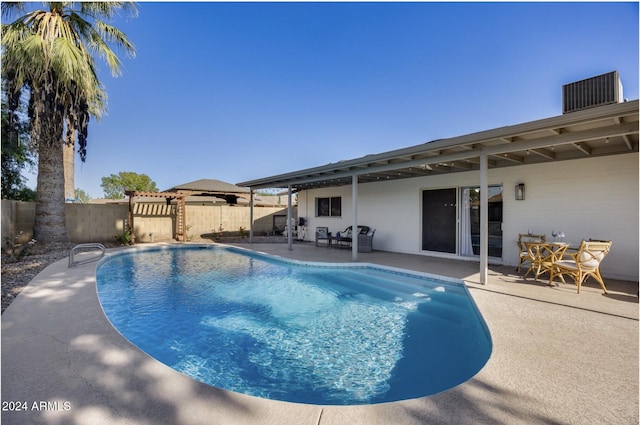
top-left (297, 153), bottom-right (639, 281)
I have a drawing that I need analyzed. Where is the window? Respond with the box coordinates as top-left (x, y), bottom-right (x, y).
top-left (316, 197), bottom-right (341, 217)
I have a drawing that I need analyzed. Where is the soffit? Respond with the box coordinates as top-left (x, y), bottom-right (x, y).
top-left (237, 100), bottom-right (639, 191)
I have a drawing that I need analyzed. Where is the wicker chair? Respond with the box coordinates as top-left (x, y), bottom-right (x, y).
top-left (357, 229), bottom-right (376, 253)
top-left (549, 240), bottom-right (612, 294)
top-left (333, 226), bottom-right (371, 249)
top-left (524, 242), bottom-right (568, 281)
top-left (516, 233), bottom-right (546, 273)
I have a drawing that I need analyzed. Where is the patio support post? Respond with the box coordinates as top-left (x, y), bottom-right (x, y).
top-left (127, 193), bottom-right (135, 244)
top-left (480, 153), bottom-right (488, 284)
top-left (352, 174), bottom-right (358, 261)
top-left (249, 188), bottom-right (254, 243)
top-left (287, 184), bottom-right (293, 251)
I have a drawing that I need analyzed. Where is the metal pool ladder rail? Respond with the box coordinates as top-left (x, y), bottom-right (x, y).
top-left (69, 243), bottom-right (106, 267)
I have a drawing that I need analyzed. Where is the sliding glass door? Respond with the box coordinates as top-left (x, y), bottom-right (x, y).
top-left (421, 186), bottom-right (503, 258)
top-left (460, 186), bottom-right (503, 258)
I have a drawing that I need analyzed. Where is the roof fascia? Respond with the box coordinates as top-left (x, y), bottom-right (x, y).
top-left (237, 100), bottom-right (639, 189)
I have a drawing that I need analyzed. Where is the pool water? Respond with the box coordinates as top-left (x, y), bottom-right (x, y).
top-left (96, 245), bottom-right (491, 405)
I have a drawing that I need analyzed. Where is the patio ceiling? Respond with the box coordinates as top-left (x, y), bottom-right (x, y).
top-left (238, 100), bottom-right (639, 191)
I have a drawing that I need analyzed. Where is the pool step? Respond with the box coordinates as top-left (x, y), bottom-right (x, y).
top-left (305, 270), bottom-right (470, 318)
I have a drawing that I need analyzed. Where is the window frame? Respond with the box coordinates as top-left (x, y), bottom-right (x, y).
top-left (316, 196), bottom-right (342, 217)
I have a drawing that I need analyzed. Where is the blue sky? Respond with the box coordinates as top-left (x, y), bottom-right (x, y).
top-left (25, 2), bottom-right (639, 198)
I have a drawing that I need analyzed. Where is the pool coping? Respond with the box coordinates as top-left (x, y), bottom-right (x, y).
top-left (100, 243), bottom-right (467, 285)
top-left (2, 242), bottom-right (638, 425)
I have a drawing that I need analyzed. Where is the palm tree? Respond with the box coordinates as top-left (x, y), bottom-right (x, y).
top-left (1, 2), bottom-right (136, 242)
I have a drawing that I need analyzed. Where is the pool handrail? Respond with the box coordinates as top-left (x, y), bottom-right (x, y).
top-left (69, 243), bottom-right (106, 267)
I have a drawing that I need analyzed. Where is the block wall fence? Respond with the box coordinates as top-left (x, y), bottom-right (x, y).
top-left (1, 200), bottom-right (290, 244)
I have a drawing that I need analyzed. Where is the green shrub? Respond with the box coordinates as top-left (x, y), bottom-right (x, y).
top-left (114, 229), bottom-right (133, 246)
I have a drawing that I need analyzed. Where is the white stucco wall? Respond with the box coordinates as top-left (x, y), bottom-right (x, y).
top-left (297, 153), bottom-right (639, 281)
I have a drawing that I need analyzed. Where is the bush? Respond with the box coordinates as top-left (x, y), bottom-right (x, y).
top-left (114, 229), bottom-right (133, 246)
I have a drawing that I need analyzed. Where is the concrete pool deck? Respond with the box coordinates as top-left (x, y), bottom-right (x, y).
top-left (2, 242), bottom-right (638, 425)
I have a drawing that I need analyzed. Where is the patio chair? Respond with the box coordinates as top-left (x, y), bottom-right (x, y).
top-left (339, 226), bottom-right (370, 238)
top-left (357, 228), bottom-right (376, 253)
top-left (333, 226), bottom-right (371, 249)
top-left (549, 240), bottom-right (612, 294)
top-left (523, 242), bottom-right (568, 281)
top-left (517, 233), bottom-right (546, 273)
top-left (315, 227), bottom-right (330, 248)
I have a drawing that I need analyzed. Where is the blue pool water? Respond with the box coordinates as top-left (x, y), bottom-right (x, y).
top-left (96, 245), bottom-right (491, 405)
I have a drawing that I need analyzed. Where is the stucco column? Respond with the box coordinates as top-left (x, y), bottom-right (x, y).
top-left (287, 184), bottom-right (293, 251)
top-left (479, 153), bottom-right (488, 284)
top-left (249, 188), bottom-right (254, 243)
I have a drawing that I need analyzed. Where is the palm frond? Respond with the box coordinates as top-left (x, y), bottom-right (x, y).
top-left (93, 20), bottom-right (136, 58)
top-left (67, 12), bottom-right (127, 77)
top-left (2, 0), bottom-right (137, 164)
top-left (1, 2), bottom-right (25, 20)
top-left (78, 2), bottom-right (138, 20)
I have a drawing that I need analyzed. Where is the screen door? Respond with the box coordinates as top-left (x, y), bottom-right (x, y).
top-left (422, 188), bottom-right (457, 253)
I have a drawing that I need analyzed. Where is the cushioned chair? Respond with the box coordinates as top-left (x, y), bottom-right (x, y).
top-left (358, 228), bottom-right (376, 253)
top-left (517, 233), bottom-right (546, 273)
top-left (549, 240), bottom-right (612, 294)
top-left (338, 226), bottom-right (370, 238)
top-left (315, 227), bottom-right (330, 247)
top-left (334, 226), bottom-right (371, 249)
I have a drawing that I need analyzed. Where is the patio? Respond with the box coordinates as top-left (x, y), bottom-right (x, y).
top-left (1, 242), bottom-right (638, 425)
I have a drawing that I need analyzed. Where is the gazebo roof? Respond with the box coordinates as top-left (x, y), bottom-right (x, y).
top-left (166, 179), bottom-right (250, 194)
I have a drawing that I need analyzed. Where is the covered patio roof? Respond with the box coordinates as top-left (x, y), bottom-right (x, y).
top-left (237, 100), bottom-right (638, 283)
top-left (237, 100), bottom-right (638, 190)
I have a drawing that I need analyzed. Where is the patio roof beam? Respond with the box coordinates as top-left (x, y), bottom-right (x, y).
top-left (572, 142), bottom-right (592, 156)
top-left (448, 161), bottom-right (474, 171)
top-left (479, 121), bottom-right (637, 156)
top-left (614, 118), bottom-right (634, 150)
top-left (495, 153), bottom-right (525, 164)
top-left (405, 166), bottom-right (437, 175)
top-left (464, 157), bottom-right (497, 167)
top-left (529, 148), bottom-right (556, 160)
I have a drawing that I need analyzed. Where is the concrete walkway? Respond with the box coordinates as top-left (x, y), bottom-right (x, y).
top-left (2, 242), bottom-right (638, 425)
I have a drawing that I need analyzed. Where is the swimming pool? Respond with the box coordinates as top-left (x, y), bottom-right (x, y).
top-left (96, 245), bottom-right (491, 405)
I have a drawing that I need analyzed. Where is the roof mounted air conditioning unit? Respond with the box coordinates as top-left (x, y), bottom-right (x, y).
top-left (562, 71), bottom-right (623, 114)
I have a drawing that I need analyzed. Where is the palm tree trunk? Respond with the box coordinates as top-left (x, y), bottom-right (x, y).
top-left (63, 139), bottom-right (75, 201)
top-left (32, 79), bottom-right (69, 243)
top-left (35, 140), bottom-right (68, 243)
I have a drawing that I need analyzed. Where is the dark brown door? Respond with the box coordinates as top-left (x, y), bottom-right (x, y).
top-left (422, 189), bottom-right (457, 253)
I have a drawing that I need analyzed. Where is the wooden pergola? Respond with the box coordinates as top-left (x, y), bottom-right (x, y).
top-left (124, 191), bottom-right (187, 243)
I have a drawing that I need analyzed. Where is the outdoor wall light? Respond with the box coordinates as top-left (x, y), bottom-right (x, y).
top-left (515, 183), bottom-right (525, 201)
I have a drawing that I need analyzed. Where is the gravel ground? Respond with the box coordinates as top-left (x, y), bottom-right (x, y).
top-left (1, 236), bottom-right (297, 314)
top-left (2, 241), bottom-right (79, 314)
